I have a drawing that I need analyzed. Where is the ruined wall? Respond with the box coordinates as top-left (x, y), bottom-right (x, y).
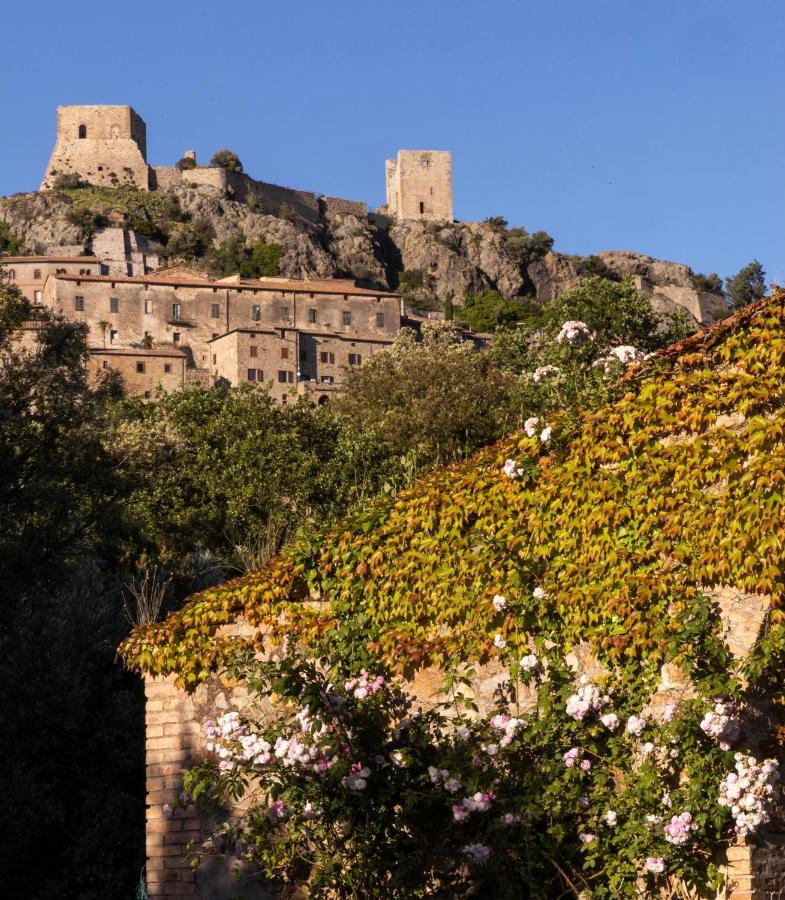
top-left (41, 105), bottom-right (150, 191)
top-left (384, 150), bottom-right (453, 222)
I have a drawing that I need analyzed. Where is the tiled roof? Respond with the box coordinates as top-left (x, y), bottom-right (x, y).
top-left (1, 255), bottom-right (100, 263)
top-left (51, 271), bottom-right (400, 298)
top-left (88, 346), bottom-right (187, 358)
top-left (209, 327), bottom-right (397, 344)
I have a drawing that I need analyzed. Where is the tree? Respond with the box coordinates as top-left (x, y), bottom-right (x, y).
top-left (210, 149), bottom-right (243, 173)
top-left (726, 260), bottom-right (766, 308)
top-left (336, 322), bottom-right (519, 466)
top-left (457, 289), bottom-right (528, 333)
top-left (0, 280), bottom-right (144, 897)
top-left (207, 236), bottom-right (283, 279)
top-left (395, 269), bottom-right (438, 312)
top-left (504, 227), bottom-right (554, 269)
top-left (165, 218), bottom-right (215, 260)
top-left (692, 272), bottom-right (724, 295)
top-left (0, 221), bottom-right (22, 255)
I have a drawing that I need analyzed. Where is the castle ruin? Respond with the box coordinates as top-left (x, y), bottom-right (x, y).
top-left (41, 106), bottom-right (151, 190)
top-left (383, 150), bottom-right (453, 222)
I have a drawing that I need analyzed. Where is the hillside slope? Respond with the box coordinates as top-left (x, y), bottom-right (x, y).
top-left (1, 183), bottom-right (726, 324)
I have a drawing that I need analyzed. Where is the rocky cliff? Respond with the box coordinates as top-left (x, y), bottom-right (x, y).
top-left (0, 183), bottom-right (727, 326)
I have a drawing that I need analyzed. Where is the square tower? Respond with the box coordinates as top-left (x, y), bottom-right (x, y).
top-left (41, 105), bottom-right (150, 191)
top-left (384, 150), bottom-right (453, 222)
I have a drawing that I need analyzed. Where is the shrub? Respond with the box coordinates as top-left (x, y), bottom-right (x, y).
top-left (692, 272), bottom-right (724, 295)
top-left (176, 157), bottom-right (197, 171)
top-left (210, 149), bottom-right (243, 173)
top-left (457, 289), bottom-right (527, 333)
top-left (53, 173), bottom-right (88, 191)
top-left (0, 222), bottom-right (22, 255)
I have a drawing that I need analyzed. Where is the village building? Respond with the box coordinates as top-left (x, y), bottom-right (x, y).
top-left (382, 149), bottom-right (453, 221)
top-left (39, 270), bottom-right (402, 398)
top-left (2, 254), bottom-right (103, 304)
top-left (88, 346), bottom-right (187, 397)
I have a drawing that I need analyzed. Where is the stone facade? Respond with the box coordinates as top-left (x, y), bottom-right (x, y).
top-left (383, 150), bottom-right (453, 221)
top-left (1, 254), bottom-right (102, 303)
top-left (92, 226), bottom-right (161, 276)
top-left (89, 346), bottom-right (187, 397)
top-left (40, 271), bottom-right (401, 397)
top-left (209, 326), bottom-right (393, 403)
top-left (41, 106), bottom-right (150, 191)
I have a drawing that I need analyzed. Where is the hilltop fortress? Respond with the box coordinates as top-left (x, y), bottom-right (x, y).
top-left (41, 105), bottom-right (454, 224)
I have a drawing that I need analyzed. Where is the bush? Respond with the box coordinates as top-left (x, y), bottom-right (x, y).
top-left (395, 268), bottom-right (438, 312)
top-left (65, 206), bottom-right (109, 237)
top-left (176, 156), bottom-right (197, 171)
top-left (504, 227), bottom-right (554, 269)
top-left (207, 236), bottom-right (283, 278)
top-left (53, 173), bottom-right (88, 191)
top-left (210, 149), bottom-right (243, 174)
top-left (165, 219), bottom-right (215, 260)
top-left (457, 289), bottom-right (527, 333)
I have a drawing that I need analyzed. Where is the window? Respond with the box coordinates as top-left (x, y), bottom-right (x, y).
top-left (348, 353), bottom-right (362, 366)
top-left (420, 156), bottom-right (430, 168)
top-left (144, 331), bottom-right (152, 342)
top-left (110, 297), bottom-right (119, 313)
top-left (320, 351), bottom-right (335, 364)
top-left (144, 391), bottom-right (151, 399)
top-left (33, 269), bottom-right (41, 280)
top-left (419, 201), bottom-right (425, 215)
top-left (342, 310), bottom-right (352, 327)
top-left (212, 354), bottom-right (217, 365)
top-left (299, 348), bottom-right (308, 363)
top-left (164, 363), bottom-right (172, 374)
top-left (171, 302), bottom-right (182, 319)
top-left (252, 305), bottom-right (261, 322)
top-left (279, 305), bottom-right (289, 322)
top-left (110, 329), bottom-right (118, 344)
top-left (318, 395), bottom-right (329, 406)
top-left (278, 370), bottom-right (294, 384)
top-left (173, 332), bottom-right (181, 344)
top-left (136, 362), bottom-right (145, 373)
top-left (102, 360), bottom-right (109, 370)
top-left (247, 369), bottom-right (257, 382)
top-left (79, 269), bottom-right (87, 275)
top-left (212, 333), bottom-right (219, 340)
top-left (85, 269), bottom-right (91, 275)
top-left (320, 375), bottom-right (334, 383)
top-left (210, 303), bottom-right (221, 319)
top-left (74, 296), bottom-right (85, 311)
top-left (144, 299), bottom-right (152, 314)
top-left (55, 268), bottom-right (65, 275)
top-left (7, 270), bottom-right (14, 280)
top-left (78, 124), bottom-right (87, 139)
top-left (249, 345), bottom-right (258, 358)
top-left (376, 311), bottom-right (385, 328)
top-left (280, 347), bottom-right (289, 360)
top-left (308, 308), bottom-right (317, 324)
top-left (33, 290), bottom-right (41, 303)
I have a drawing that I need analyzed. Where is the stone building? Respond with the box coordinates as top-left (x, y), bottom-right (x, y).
top-left (383, 150), bottom-right (453, 221)
top-left (88, 346), bottom-right (187, 397)
top-left (41, 106), bottom-right (150, 191)
top-left (1, 254), bottom-right (102, 303)
top-left (40, 271), bottom-right (402, 398)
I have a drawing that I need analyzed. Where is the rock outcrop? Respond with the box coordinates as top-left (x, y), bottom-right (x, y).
top-left (1, 184), bottom-right (727, 326)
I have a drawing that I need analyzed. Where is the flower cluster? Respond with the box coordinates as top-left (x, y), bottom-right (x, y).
top-left (523, 416), bottom-right (552, 444)
top-left (700, 700), bottom-right (741, 749)
top-left (556, 320), bottom-right (593, 345)
top-left (342, 762), bottom-right (371, 792)
top-left (565, 676), bottom-right (609, 721)
top-left (204, 711), bottom-right (272, 769)
top-left (490, 713), bottom-right (524, 747)
top-left (519, 653), bottom-right (539, 672)
top-left (663, 811), bottom-right (697, 846)
top-left (344, 670), bottom-right (385, 699)
top-left (503, 458), bottom-right (525, 479)
top-left (645, 856), bottom-right (666, 874)
top-left (462, 842), bottom-right (492, 861)
top-left (563, 747), bottom-right (591, 771)
top-left (492, 593), bottom-right (507, 611)
top-left (718, 754), bottom-right (779, 837)
top-left (532, 364), bottom-right (561, 384)
top-left (452, 790), bottom-right (495, 821)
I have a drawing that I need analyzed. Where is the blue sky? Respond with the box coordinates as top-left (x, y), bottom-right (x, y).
top-left (1, 0), bottom-right (782, 284)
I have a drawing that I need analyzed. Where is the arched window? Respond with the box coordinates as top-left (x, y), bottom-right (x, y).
top-left (318, 395), bottom-right (330, 406)
top-left (33, 269), bottom-right (41, 280)
top-left (78, 124), bottom-right (87, 139)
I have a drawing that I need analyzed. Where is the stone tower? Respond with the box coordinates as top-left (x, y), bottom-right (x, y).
top-left (41, 105), bottom-right (150, 191)
top-left (384, 150), bottom-right (453, 222)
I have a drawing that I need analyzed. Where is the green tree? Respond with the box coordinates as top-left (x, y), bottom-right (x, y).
top-left (207, 236), bottom-right (283, 278)
top-left (0, 280), bottom-right (144, 897)
top-left (692, 271), bottom-right (725, 295)
top-left (504, 227), bottom-right (554, 269)
top-left (165, 218), bottom-right (215, 260)
top-left (395, 269), bottom-right (438, 312)
top-left (0, 221), bottom-right (23, 255)
top-left (726, 260), bottom-right (766, 308)
top-left (457, 289), bottom-right (527, 332)
top-left (210, 149), bottom-right (243, 173)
